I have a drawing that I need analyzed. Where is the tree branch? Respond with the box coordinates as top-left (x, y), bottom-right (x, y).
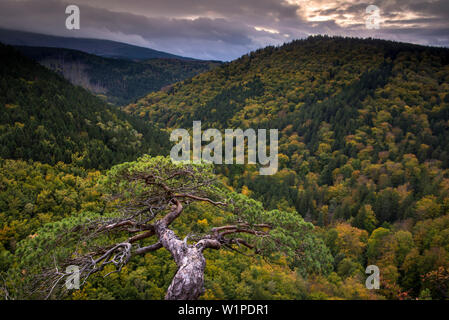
top-left (134, 242), bottom-right (163, 255)
top-left (196, 239), bottom-right (221, 251)
top-left (160, 199), bottom-right (183, 227)
top-left (175, 193), bottom-right (227, 206)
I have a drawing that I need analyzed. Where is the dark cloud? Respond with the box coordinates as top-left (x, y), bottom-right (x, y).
top-left (0, 0), bottom-right (447, 61)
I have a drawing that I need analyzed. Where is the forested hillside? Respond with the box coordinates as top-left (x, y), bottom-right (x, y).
top-left (1, 36), bottom-right (449, 300)
top-left (17, 46), bottom-right (220, 105)
top-left (0, 44), bottom-right (170, 169)
top-left (125, 36), bottom-right (449, 299)
top-left (0, 37), bottom-right (377, 300)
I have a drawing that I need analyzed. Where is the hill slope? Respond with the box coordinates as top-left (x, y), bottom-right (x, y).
top-left (124, 36), bottom-right (449, 299)
top-left (0, 44), bottom-right (170, 169)
top-left (126, 36), bottom-right (449, 224)
top-left (16, 46), bottom-right (220, 105)
top-left (0, 28), bottom-right (194, 61)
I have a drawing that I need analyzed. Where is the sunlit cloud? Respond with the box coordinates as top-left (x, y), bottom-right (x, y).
top-left (254, 26), bottom-right (280, 34)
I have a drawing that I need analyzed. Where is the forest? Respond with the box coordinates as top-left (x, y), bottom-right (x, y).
top-left (0, 44), bottom-right (170, 169)
top-left (16, 46), bottom-right (221, 106)
top-left (125, 36), bottom-right (449, 299)
top-left (1, 36), bottom-right (449, 300)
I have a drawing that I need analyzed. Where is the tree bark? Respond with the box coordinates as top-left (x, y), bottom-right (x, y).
top-left (155, 221), bottom-right (207, 300)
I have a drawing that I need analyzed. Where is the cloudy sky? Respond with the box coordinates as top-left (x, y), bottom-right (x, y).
top-left (0, 0), bottom-right (448, 61)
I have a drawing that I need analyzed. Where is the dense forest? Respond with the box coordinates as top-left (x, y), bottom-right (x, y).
top-left (1, 36), bottom-right (449, 300)
top-left (0, 44), bottom-right (170, 169)
top-left (17, 46), bottom-right (220, 105)
top-left (124, 36), bottom-right (449, 299)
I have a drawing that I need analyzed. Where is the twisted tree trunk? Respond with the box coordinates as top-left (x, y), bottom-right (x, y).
top-left (155, 222), bottom-right (208, 300)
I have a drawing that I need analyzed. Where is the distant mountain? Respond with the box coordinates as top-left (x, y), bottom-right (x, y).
top-left (16, 46), bottom-right (221, 105)
top-left (0, 43), bottom-right (170, 169)
top-left (0, 28), bottom-right (196, 61)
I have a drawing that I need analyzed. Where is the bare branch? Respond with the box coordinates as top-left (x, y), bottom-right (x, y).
top-left (128, 229), bottom-right (155, 243)
top-left (174, 193), bottom-right (227, 206)
top-left (134, 242), bottom-right (163, 255)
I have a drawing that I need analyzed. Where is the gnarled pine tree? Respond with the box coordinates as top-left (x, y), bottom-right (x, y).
top-left (10, 156), bottom-right (332, 300)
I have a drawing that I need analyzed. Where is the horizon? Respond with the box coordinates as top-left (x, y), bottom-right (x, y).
top-left (0, 0), bottom-right (448, 61)
top-left (2, 27), bottom-right (448, 63)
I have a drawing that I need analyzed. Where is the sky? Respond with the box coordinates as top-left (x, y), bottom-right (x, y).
top-left (0, 0), bottom-right (448, 61)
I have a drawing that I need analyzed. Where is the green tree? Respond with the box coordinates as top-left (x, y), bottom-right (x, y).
top-left (8, 156), bottom-right (332, 300)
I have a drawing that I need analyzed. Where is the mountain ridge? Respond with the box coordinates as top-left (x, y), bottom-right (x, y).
top-left (0, 28), bottom-right (199, 61)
